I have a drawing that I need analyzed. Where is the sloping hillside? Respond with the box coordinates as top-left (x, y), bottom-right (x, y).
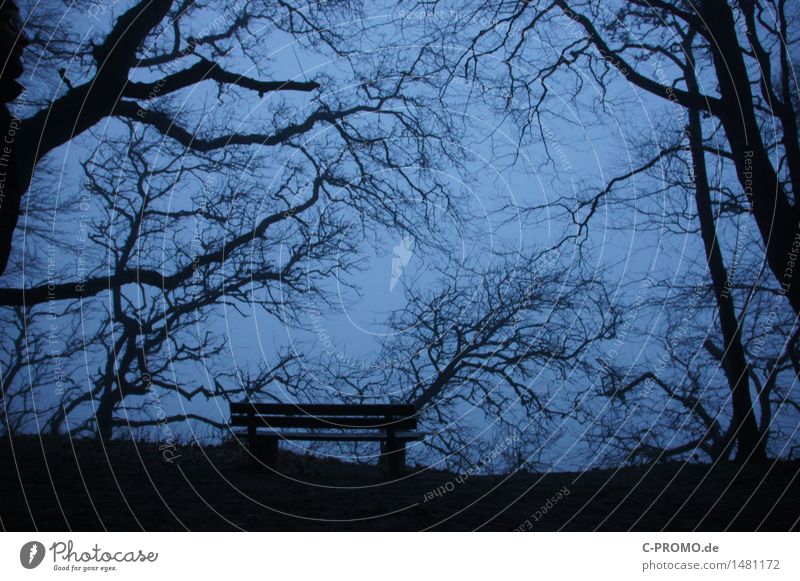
top-left (2, 437), bottom-right (797, 531)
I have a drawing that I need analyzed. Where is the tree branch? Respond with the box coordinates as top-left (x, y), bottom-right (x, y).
top-left (123, 57), bottom-right (320, 99)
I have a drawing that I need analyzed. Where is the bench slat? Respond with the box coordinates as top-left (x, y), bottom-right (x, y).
top-left (236, 431), bottom-right (424, 442)
top-left (230, 415), bottom-right (417, 430)
top-left (229, 403), bottom-right (416, 416)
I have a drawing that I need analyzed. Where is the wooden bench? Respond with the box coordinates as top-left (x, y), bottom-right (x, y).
top-left (229, 403), bottom-right (422, 476)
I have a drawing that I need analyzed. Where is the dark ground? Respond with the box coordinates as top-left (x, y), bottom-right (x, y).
top-left (1, 436), bottom-right (798, 531)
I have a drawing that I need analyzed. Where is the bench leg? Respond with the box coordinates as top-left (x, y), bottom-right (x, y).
top-left (382, 437), bottom-right (406, 477)
top-left (252, 437), bottom-right (279, 468)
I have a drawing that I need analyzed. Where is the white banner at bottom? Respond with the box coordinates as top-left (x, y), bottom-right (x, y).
top-left (0, 532), bottom-right (795, 580)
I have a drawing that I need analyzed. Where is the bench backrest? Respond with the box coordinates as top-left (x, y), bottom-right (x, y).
top-left (230, 403), bottom-right (418, 431)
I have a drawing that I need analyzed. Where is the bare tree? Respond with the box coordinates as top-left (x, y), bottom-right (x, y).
top-left (410, 0), bottom-right (800, 312)
top-left (1, 41), bottom-right (462, 439)
top-left (0, 0), bottom-right (455, 278)
top-left (4, 123), bottom-right (318, 440)
top-left (683, 27), bottom-right (762, 460)
top-left (341, 251), bottom-right (618, 469)
top-left (603, 25), bottom-right (789, 462)
top-left (0, 304), bottom-right (84, 437)
top-left (594, 277), bottom-right (800, 466)
top-left (407, 0), bottom-right (800, 462)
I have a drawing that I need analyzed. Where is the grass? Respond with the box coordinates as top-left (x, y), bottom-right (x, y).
top-left (2, 435), bottom-right (798, 531)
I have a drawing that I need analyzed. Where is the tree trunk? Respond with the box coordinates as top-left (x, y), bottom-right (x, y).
top-left (0, 0), bottom-right (174, 277)
top-left (685, 41), bottom-right (766, 462)
top-left (95, 387), bottom-right (119, 443)
top-left (0, 106), bottom-right (30, 275)
top-left (700, 0), bottom-right (800, 316)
